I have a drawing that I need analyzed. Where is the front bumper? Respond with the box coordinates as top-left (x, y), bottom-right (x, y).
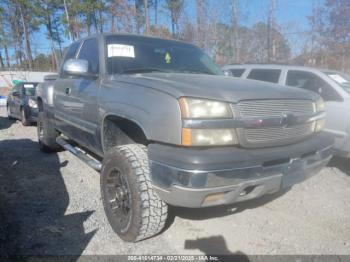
top-left (148, 132), bottom-right (334, 208)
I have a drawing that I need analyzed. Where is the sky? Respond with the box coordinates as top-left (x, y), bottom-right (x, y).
top-left (29, 0), bottom-right (319, 58)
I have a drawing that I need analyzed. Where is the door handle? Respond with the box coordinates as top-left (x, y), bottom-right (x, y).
top-left (65, 88), bottom-right (71, 95)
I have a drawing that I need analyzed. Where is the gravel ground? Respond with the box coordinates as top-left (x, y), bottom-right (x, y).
top-left (0, 107), bottom-right (350, 257)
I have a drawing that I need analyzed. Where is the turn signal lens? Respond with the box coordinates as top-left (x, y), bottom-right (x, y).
top-left (182, 128), bottom-right (238, 146)
top-left (315, 119), bottom-right (326, 132)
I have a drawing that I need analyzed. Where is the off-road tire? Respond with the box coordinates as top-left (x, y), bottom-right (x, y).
top-left (37, 111), bottom-right (61, 153)
top-left (7, 105), bottom-right (15, 120)
top-left (101, 144), bottom-right (168, 242)
top-left (21, 108), bottom-right (31, 126)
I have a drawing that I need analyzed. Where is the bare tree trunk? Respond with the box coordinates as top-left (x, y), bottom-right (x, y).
top-left (154, 0), bottom-right (158, 26)
top-left (19, 4), bottom-right (33, 70)
top-left (63, 0), bottom-right (74, 40)
top-left (144, 0), bottom-right (150, 35)
top-left (231, 0), bottom-right (239, 63)
top-left (46, 14), bottom-right (59, 70)
top-left (267, 0), bottom-right (276, 62)
top-left (4, 44), bottom-right (10, 68)
top-left (196, 0), bottom-right (206, 49)
top-left (0, 51), bottom-right (4, 68)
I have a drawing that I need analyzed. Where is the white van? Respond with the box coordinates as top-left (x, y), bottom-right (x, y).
top-left (223, 64), bottom-right (350, 158)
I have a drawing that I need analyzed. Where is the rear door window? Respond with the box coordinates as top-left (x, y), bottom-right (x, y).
top-left (286, 70), bottom-right (341, 101)
top-left (247, 69), bottom-right (281, 83)
top-left (229, 68), bottom-right (245, 77)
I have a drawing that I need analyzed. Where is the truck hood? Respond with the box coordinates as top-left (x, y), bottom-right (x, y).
top-left (107, 73), bottom-right (319, 103)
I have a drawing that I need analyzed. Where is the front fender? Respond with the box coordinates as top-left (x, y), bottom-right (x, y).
top-left (99, 82), bottom-right (182, 145)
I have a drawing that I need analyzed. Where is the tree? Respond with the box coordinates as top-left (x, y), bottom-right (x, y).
top-left (14, 0), bottom-right (39, 70)
top-left (230, 0), bottom-right (239, 62)
top-left (35, 0), bottom-right (64, 70)
top-left (164, 0), bottom-right (184, 37)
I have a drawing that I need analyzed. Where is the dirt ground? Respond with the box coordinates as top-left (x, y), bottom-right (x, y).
top-left (0, 107), bottom-right (350, 257)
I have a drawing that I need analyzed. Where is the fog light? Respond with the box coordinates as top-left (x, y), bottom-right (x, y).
top-left (203, 192), bottom-right (226, 204)
top-left (315, 119), bottom-right (326, 132)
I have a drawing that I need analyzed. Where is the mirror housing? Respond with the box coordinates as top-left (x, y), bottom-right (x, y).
top-left (12, 91), bottom-right (20, 97)
top-left (62, 59), bottom-right (93, 77)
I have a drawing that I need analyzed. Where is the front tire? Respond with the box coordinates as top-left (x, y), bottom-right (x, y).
top-left (101, 144), bottom-right (168, 242)
top-left (37, 111), bottom-right (61, 153)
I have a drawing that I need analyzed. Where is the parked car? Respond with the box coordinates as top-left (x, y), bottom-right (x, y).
top-left (37, 34), bottom-right (333, 242)
top-left (0, 95), bottom-right (6, 107)
top-left (223, 64), bottom-right (350, 158)
top-left (7, 82), bottom-right (39, 126)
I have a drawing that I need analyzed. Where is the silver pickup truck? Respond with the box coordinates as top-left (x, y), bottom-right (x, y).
top-left (36, 34), bottom-right (333, 242)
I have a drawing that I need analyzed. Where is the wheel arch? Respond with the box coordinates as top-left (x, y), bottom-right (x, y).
top-left (101, 114), bottom-right (149, 154)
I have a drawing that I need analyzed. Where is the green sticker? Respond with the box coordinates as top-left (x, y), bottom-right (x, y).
top-left (165, 52), bottom-right (171, 64)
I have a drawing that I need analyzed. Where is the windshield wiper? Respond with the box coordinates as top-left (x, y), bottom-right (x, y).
top-left (120, 68), bottom-right (168, 74)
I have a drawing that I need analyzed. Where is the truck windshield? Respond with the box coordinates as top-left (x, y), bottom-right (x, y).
top-left (324, 71), bottom-right (350, 94)
top-left (105, 35), bottom-right (223, 76)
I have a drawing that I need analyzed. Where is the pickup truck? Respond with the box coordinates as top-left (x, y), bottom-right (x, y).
top-left (36, 34), bottom-right (334, 242)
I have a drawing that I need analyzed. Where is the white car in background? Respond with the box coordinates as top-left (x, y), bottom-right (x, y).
top-left (0, 95), bottom-right (6, 107)
top-left (223, 64), bottom-right (350, 158)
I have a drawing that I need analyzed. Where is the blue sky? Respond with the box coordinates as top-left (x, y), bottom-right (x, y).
top-left (29, 0), bottom-right (318, 58)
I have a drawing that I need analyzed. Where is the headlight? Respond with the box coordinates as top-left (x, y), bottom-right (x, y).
top-left (179, 97), bottom-right (233, 119)
top-left (28, 99), bottom-right (38, 108)
top-left (315, 97), bottom-right (325, 112)
top-left (182, 128), bottom-right (239, 146)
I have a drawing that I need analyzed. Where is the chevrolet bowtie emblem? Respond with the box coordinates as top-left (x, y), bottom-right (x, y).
top-left (280, 113), bottom-right (295, 128)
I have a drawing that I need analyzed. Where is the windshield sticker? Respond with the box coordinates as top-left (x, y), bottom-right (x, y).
top-left (329, 74), bottom-right (348, 84)
top-left (165, 52), bottom-right (171, 64)
top-left (108, 44), bottom-right (135, 58)
top-left (24, 84), bottom-right (34, 88)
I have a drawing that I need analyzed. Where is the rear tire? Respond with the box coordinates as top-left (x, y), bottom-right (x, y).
top-left (7, 105), bottom-right (14, 120)
top-left (37, 111), bottom-right (61, 153)
top-left (101, 144), bottom-right (168, 242)
top-left (21, 108), bottom-right (31, 126)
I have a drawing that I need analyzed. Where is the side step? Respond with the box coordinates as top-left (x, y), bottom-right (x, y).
top-left (56, 136), bottom-right (102, 171)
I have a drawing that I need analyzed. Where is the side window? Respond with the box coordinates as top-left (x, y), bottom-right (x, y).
top-left (247, 69), bottom-right (281, 83)
top-left (62, 41), bottom-right (81, 64)
top-left (286, 70), bottom-right (341, 101)
top-left (230, 69), bottom-right (245, 77)
top-left (78, 38), bottom-right (99, 75)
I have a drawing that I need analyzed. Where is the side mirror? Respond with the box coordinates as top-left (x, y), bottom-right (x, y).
top-left (12, 91), bottom-right (20, 97)
top-left (63, 59), bottom-right (90, 77)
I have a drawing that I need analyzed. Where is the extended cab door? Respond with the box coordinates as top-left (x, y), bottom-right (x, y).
top-left (54, 38), bottom-right (100, 152)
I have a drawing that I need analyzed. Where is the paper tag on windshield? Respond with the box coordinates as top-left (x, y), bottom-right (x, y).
top-left (24, 84), bottom-right (34, 88)
top-left (108, 44), bottom-right (135, 58)
top-left (329, 74), bottom-right (348, 84)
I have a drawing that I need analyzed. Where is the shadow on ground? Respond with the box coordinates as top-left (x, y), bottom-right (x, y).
top-left (0, 138), bottom-right (96, 256)
top-left (0, 116), bottom-right (16, 130)
top-left (185, 235), bottom-right (250, 261)
top-left (328, 156), bottom-right (350, 176)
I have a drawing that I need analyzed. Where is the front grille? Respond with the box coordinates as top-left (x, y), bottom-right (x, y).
top-left (244, 122), bottom-right (315, 144)
top-left (237, 99), bottom-right (315, 118)
top-left (235, 99), bottom-right (316, 147)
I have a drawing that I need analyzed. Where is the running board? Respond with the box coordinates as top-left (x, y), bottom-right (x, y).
top-left (56, 136), bottom-right (102, 171)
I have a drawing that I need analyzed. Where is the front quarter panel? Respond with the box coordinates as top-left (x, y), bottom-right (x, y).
top-left (99, 80), bottom-right (182, 145)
